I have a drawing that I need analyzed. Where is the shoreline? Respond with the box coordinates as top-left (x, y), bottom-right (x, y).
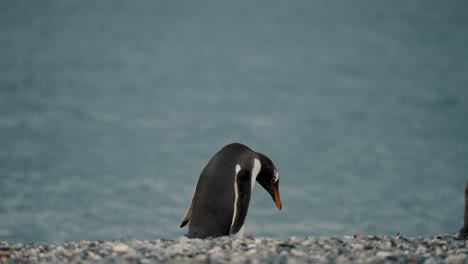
top-left (1, 234), bottom-right (467, 263)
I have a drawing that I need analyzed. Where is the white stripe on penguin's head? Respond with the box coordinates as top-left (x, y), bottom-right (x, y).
top-left (273, 170), bottom-right (279, 183)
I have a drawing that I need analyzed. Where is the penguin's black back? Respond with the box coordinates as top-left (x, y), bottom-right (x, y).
top-left (185, 143), bottom-right (255, 238)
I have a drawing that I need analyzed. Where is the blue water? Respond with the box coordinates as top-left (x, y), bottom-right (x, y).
top-left (1, 1), bottom-right (468, 243)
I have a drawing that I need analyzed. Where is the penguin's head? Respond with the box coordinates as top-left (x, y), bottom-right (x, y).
top-left (255, 152), bottom-right (282, 210)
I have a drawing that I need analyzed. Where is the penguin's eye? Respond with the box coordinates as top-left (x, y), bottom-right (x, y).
top-left (271, 171), bottom-right (279, 183)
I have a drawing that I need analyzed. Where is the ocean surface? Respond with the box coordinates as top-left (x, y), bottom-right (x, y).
top-left (1, 1), bottom-right (467, 243)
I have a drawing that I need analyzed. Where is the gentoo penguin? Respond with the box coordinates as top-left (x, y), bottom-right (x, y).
top-left (180, 143), bottom-right (282, 239)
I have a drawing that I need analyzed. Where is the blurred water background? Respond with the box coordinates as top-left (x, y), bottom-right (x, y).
top-left (1, 1), bottom-right (468, 243)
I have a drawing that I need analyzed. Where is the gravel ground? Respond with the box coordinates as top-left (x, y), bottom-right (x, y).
top-left (1, 234), bottom-right (467, 264)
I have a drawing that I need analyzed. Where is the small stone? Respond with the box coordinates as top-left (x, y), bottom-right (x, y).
top-left (383, 241), bottom-right (392, 249)
top-left (354, 233), bottom-right (366, 239)
top-left (246, 249), bottom-right (257, 255)
top-left (336, 255), bottom-right (349, 263)
top-left (446, 254), bottom-right (466, 264)
top-left (456, 248), bottom-right (468, 254)
top-left (290, 249), bottom-right (305, 257)
top-left (178, 236), bottom-right (189, 242)
top-left (0, 246), bottom-right (10, 251)
top-left (309, 254), bottom-right (327, 262)
top-left (289, 236), bottom-right (298, 244)
top-left (376, 251), bottom-right (393, 258)
top-left (350, 243), bottom-right (364, 250)
top-left (86, 251), bottom-right (101, 260)
top-left (112, 243), bottom-right (129, 252)
top-left (318, 236), bottom-right (329, 243)
top-left (364, 245), bottom-right (373, 250)
top-left (301, 240), bottom-right (311, 246)
top-left (209, 252), bottom-right (226, 262)
top-left (423, 257), bottom-right (440, 264)
top-left (415, 246), bottom-right (426, 255)
top-left (208, 245), bottom-right (222, 252)
top-left (194, 254), bottom-right (207, 261)
top-left (232, 240), bottom-right (242, 248)
top-left (122, 252), bottom-right (142, 260)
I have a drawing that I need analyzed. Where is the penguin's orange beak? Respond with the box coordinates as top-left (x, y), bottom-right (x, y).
top-left (272, 185), bottom-right (282, 210)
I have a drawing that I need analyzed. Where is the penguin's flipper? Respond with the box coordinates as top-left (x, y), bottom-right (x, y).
top-left (229, 169), bottom-right (252, 235)
top-left (180, 204), bottom-right (192, 228)
top-left (180, 187), bottom-right (199, 228)
top-left (180, 195), bottom-right (195, 228)
top-left (180, 216), bottom-right (189, 228)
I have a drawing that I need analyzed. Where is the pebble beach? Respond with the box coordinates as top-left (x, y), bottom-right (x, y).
top-left (1, 234), bottom-right (467, 264)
